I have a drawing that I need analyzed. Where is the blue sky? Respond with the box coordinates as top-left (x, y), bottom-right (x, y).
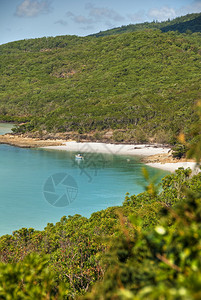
top-left (0, 0), bottom-right (201, 45)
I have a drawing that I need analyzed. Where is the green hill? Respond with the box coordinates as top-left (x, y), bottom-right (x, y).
top-left (91, 13), bottom-right (201, 37)
top-left (0, 27), bottom-right (201, 143)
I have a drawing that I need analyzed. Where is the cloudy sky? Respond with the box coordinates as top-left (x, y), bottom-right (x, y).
top-left (0, 0), bottom-right (201, 45)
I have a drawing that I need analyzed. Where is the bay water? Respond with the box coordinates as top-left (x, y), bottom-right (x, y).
top-left (0, 124), bottom-right (168, 236)
top-left (0, 123), bottom-right (15, 135)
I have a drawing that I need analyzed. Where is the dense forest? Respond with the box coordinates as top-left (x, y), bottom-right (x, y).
top-left (0, 13), bottom-right (201, 144)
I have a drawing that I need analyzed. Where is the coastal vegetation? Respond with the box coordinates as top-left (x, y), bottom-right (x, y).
top-left (0, 104), bottom-right (201, 297)
top-left (0, 167), bottom-right (200, 299)
top-left (0, 13), bottom-right (201, 144)
top-left (0, 12), bottom-right (201, 299)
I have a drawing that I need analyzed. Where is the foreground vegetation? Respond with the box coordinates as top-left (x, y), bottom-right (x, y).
top-left (0, 167), bottom-right (200, 299)
top-left (0, 13), bottom-right (201, 143)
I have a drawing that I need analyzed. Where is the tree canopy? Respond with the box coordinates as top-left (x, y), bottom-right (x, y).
top-left (0, 27), bottom-right (201, 144)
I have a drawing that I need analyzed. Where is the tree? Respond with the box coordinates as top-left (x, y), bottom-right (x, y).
top-left (0, 254), bottom-right (68, 299)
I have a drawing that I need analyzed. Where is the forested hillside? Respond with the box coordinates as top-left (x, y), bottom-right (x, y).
top-left (91, 12), bottom-right (201, 37)
top-left (0, 13), bottom-right (201, 144)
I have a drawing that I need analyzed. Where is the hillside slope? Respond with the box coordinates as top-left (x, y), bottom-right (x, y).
top-left (91, 13), bottom-right (201, 37)
top-left (0, 29), bottom-right (201, 143)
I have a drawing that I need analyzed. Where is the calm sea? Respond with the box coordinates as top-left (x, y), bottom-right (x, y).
top-left (0, 124), bottom-right (168, 236)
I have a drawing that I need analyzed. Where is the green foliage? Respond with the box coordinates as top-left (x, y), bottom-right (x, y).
top-left (160, 168), bottom-right (195, 205)
top-left (83, 113), bottom-right (201, 299)
top-left (0, 210), bottom-right (123, 297)
top-left (187, 101), bottom-right (201, 163)
top-left (84, 170), bottom-right (201, 299)
top-left (0, 253), bottom-right (68, 299)
top-left (0, 26), bottom-right (201, 143)
top-left (172, 144), bottom-right (187, 158)
top-left (161, 13), bottom-right (201, 34)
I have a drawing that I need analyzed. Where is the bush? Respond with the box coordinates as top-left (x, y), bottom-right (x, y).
top-left (0, 254), bottom-right (68, 299)
top-left (172, 144), bottom-right (187, 158)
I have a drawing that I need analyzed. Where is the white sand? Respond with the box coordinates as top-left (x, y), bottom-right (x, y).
top-left (43, 141), bottom-right (170, 156)
top-left (42, 141), bottom-right (199, 173)
top-left (146, 162), bottom-right (198, 173)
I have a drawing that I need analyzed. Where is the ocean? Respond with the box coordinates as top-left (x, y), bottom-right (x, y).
top-left (0, 124), bottom-right (168, 236)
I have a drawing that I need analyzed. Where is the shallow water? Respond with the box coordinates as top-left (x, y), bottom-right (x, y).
top-left (0, 124), bottom-right (169, 236)
top-left (0, 123), bottom-right (15, 135)
top-left (0, 144), bottom-right (169, 236)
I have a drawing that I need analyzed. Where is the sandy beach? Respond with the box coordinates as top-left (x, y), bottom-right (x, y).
top-left (146, 162), bottom-right (198, 172)
top-left (43, 141), bottom-right (199, 173)
top-left (0, 134), bottom-right (198, 173)
top-left (43, 141), bottom-right (170, 156)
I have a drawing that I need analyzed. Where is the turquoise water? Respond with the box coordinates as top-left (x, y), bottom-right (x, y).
top-left (0, 123), bottom-right (15, 135)
top-left (0, 145), bottom-right (168, 236)
top-left (0, 123), bottom-right (169, 236)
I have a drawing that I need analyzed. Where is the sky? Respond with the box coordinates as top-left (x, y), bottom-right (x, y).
top-left (0, 0), bottom-right (201, 45)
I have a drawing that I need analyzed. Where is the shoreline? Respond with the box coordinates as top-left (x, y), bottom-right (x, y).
top-left (146, 162), bottom-right (198, 173)
top-left (0, 134), bottom-right (65, 148)
top-left (43, 141), bottom-right (198, 173)
top-left (0, 134), bottom-right (198, 173)
top-left (42, 141), bottom-right (171, 156)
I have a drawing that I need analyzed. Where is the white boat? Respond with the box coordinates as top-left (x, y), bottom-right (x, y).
top-left (75, 154), bottom-right (84, 160)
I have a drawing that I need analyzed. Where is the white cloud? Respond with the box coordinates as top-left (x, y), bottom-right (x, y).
top-left (80, 25), bottom-right (94, 31)
top-left (147, 1), bottom-right (201, 22)
top-left (128, 10), bottom-right (146, 23)
top-left (86, 3), bottom-right (124, 22)
top-left (148, 6), bottom-right (176, 21)
top-left (73, 15), bottom-right (94, 24)
top-left (179, 0), bottom-right (201, 15)
top-left (55, 19), bottom-right (68, 26)
top-left (66, 11), bottom-right (74, 18)
top-left (66, 11), bottom-right (93, 25)
top-left (15, 0), bottom-right (51, 17)
top-left (66, 2), bottom-right (124, 27)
